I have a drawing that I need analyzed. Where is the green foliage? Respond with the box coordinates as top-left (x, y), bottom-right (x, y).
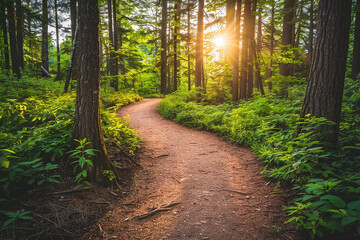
top-left (159, 82), bottom-right (360, 238)
top-left (0, 209), bottom-right (32, 230)
top-left (68, 138), bottom-right (96, 188)
top-left (0, 75), bottom-right (142, 231)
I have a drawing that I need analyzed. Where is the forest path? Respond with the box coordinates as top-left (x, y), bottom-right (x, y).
top-left (93, 98), bottom-right (297, 240)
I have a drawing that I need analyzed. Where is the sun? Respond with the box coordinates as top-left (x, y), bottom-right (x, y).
top-left (213, 36), bottom-right (225, 48)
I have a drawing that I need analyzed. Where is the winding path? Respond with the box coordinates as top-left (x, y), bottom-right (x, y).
top-left (95, 98), bottom-right (297, 239)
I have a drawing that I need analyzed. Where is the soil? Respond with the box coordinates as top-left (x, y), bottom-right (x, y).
top-left (81, 98), bottom-right (300, 240)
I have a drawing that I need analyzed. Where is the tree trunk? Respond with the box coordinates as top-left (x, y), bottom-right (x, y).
top-left (167, 16), bottom-right (171, 93)
top-left (187, 0), bottom-right (191, 91)
top-left (1, 0), bottom-right (9, 72)
top-left (74, 0), bottom-right (116, 184)
top-left (308, 0), bottom-right (314, 67)
top-left (267, 1), bottom-right (274, 91)
top-left (195, 0), bottom-right (204, 92)
top-left (225, 0), bottom-right (235, 67)
top-left (351, 0), bottom-right (360, 80)
top-left (41, 0), bottom-right (49, 77)
top-left (112, 0), bottom-right (119, 91)
top-left (232, 0), bottom-right (241, 101)
top-left (279, 0), bottom-right (295, 98)
top-left (240, 0), bottom-right (251, 99)
top-left (55, 0), bottom-right (61, 79)
top-left (298, 0), bottom-right (352, 145)
top-left (247, 0), bottom-right (257, 99)
top-left (173, 0), bottom-right (181, 92)
top-left (160, 0), bottom-right (167, 94)
top-left (64, 25), bottom-right (78, 93)
top-left (16, 0), bottom-right (23, 69)
top-left (255, 4), bottom-right (265, 96)
top-left (6, 1), bottom-right (20, 78)
top-left (70, 0), bottom-right (78, 80)
top-left (107, 0), bottom-right (114, 88)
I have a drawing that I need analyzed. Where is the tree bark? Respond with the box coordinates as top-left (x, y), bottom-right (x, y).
top-left (351, 0), bottom-right (360, 80)
top-left (279, 0), bottom-right (295, 97)
top-left (173, 0), bottom-right (181, 92)
top-left (16, 0), bottom-right (23, 69)
top-left (64, 25), bottom-right (78, 93)
top-left (1, 0), bottom-right (9, 72)
top-left (267, 1), bottom-right (274, 91)
top-left (240, 0), bottom-right (251, 99)
top-left (232, 0), bottom-right (241, 101)
top-left (195, 0), bottom-right (204, 92)
top-left (55, 0), bottom-right (61, 79)
top-left (247, 0), bottom-right (257, 99)
top-left (160, 0), bottom-right (167, 94)
top-left (187, 0), bottom-right (191, 91)
top-left (308, 0), bottom-right (314, 67)
top-left (298, 0), bottom-right (352, 145)
top-left (225, 0), bottom-right (235, 67)
top-left (112, 0), bottom-right (119, 91)
top-left (6, 1), bottom-right (20, 78)
top-left (70, 0), bottom-right (78, 80)
top-left (41, 0), bottom-right (49, 77)
top-left (255, 4), bottom-right (265, 96)
top-left (74, 0), bottom-right (116, 184)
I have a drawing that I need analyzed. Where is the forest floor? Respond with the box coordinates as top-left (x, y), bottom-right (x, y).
top-left (81, 98), bottom-right (301, 240)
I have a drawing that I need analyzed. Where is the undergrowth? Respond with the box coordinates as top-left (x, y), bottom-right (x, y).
top-left (0, 75), bottom-right (142, 234)
top-left (158, 82), bottom-right (360, 239)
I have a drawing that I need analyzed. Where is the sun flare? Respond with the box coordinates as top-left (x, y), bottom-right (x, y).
top-left (213, 36), bottom-right (225, 48)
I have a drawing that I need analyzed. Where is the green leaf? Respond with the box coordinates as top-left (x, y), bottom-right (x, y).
top-left (341, 216), bottom-right (358, 227)
top-left (1, 159), bottom-right (10, 168)
top-left (84, 149), bottom-right (97, 156)
top-left (2, 217), bottom-right (16, 228)
top-left (320, 195), bottom-right (346, 208)
top-left (309, 200), bottom-right (327, 210)
top-left (347, 200), bottom-right (360, 211)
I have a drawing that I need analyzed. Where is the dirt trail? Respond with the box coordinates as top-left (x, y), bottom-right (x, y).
top-left (90, 98), bottom-right (298, 240)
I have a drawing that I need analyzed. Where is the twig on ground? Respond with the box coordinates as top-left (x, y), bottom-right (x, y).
top-left (222, 189), bottom-right (253, 195)
top-left (132, 202), bottom-right (180, 220)
top-left (47, 188), bottom-right (90, 196)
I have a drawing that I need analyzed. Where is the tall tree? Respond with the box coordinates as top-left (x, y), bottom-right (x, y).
top-left (1, 0), bottom-right (9, 72)
top-left (41, 0), bottom-right (49, 77)
top-left (247, 0), bottom-right (257, 99)
top-left (70, 0), bottom-right (78, 80)
top-left (254, 3), bottom-right (265, 95)
top-left (74, 0), bottom-right (117, 184)
top-left (351, 0), bottom-right (360, 80)
top-left (55, 0), bottom-right (61, 79)
top-left (195, 0), bottom-right (204, 92)
top-left (266, 0), bottom-right (275, 91)
top-left (298, 0), bottom-right (352, 145)
top-left (240, 0), bottom-right (251, 99)
top-left (279, 0), bottom-right (295, 97)
top-left (16, 0), bottom-right (23, 68)
top-left (308, 0), bottom-right (314, 67)
top-left (6, 0), bottom-right (20, 78)
top-left (187, 0), bottom-right (192, 91)
top-left (173, 0), bottom-right (181, 92)
top-left (232, 0), bottom-right (241, 101)
top-left (160, 0), bottom-right (167, 94)
top-left (112, 0), bottom-right (119, 91)
top-left (107, 0), bottom-right (114, 85)
top-left (225, 0), bottom-right (235, 66)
